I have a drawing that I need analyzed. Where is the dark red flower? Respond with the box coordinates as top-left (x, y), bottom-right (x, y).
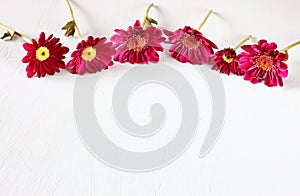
top-left (66, 36), bottom-right (116, 75)
top-left (237, 40), bottom-right (288, 87)
top-left (22, 32), bottom-right (69, 78)
top-left (164, 26), bottom-right (218, 65)
top-left (212, 48), bottom-right (243, 75)
top-left (111, 20), bottom-right (165, 64)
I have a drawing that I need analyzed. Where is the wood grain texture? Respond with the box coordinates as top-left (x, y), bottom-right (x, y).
top-left (1, 0), bottom-right (300, 195)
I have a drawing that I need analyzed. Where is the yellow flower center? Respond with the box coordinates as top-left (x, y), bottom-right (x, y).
top-left (127, 35), bottom-right (147, 51)
top-left (255, 55), bottom-right (274, 71)
top-left (222, 54), bottom-right (234, 63)
top-left (36, 46), bottom-right (50, 61)
top-left (181, 33), bottom-right (200, 49)
top-left (81, 46), bottom-right (97, 62)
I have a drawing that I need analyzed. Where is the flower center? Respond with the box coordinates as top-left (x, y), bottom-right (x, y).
top-left (36, 46), bottom-right (50, 61)
top-left (81, 46), bottom-right (96, 62)
top-left (127, 35), bottom-right (146, 51)
top-left (255, 55), bottom-right (274, 71)
top-left (181, 33), bottom-right (200, 49)
top-left (222, 54), bottom-right (234, 63)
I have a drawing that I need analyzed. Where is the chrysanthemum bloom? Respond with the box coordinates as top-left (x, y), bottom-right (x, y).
top-left (111, 20), bottom-right (165, 64)
top-left (22, 32), bottom-right (69, 78)
top-left (237, 40), bottom-right (288, 87)
top-left (212, 36), bottom-right (252, 75)
top-left (62, 0), bottom-right (115, 75)
top-left (212, 48), bottom-right (243, 75)
top-left (164, 26), bottom-right (218, 65)
top-left (66, 36), bottom-right (116, 75)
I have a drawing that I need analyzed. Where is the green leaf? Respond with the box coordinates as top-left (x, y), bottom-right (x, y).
top-left (62, 20), bottom-right (76, 37)
top-left (147, 17), bottom-right (158, 25)
top-left (0, 31), bottom-right (15, 40)
top-left (284, 51), bottom-right (289, 62)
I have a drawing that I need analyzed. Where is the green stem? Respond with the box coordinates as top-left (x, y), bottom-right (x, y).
top-left (65, 0), bottom-right (83, 40)
top-left (142, 3), bottom-right (154, 27)
top-left (233, 35), bottom-right (252, 51)
top-left (0, 22), bottom-right (31, 43)
top-left (197, 10), bottom-right (213, 31)
top-left (280, 41), bottom-right (300, 53)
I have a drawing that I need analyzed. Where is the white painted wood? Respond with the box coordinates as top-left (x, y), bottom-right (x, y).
top-left (1, 0), bottom-right (300, 195)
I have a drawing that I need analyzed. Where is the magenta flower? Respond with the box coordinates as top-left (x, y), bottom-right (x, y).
top-left (237, 40), bottom-right (288, 87)
top-left (111, 20), bottom-right (165, 64)
top-left (0, 23), bottom-right (70, 78)
top-left (212, 48), bottom-right (243, 76)
top-left (66, 36), bottom-right (116, 75)
top-left (164, 26), bottom-right (218, 65)
top-left (22, 32), bottom-right (69, 78)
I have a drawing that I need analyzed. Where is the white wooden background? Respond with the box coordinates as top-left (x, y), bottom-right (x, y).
top-left (1, 0), bottom-right (300, 195)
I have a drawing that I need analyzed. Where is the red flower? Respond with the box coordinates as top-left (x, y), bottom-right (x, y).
top-left (237, 40), bottom-right (288, 87)
top-left (111, 20), bottom-right (165, 64)
top-left (164, 26), bottom-right (218, 65)
top-left (212, 48), bottom-right (243, 75)
top-left (66, 36), bottom-right (116, 75)
top-left (22, 32), bottom-right (69, 78)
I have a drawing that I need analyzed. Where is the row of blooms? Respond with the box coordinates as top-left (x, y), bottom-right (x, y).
top-left (0, 2), bottom-right (297, 87)
top-left (21, 21), bottom-right (289, 87)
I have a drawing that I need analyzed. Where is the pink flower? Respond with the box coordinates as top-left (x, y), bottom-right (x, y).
top-left (22, 32), bottom-right (69, 78)
top-left (111, 20), bottom-right (165, 64)
top-left (212, 48), bottom-right (243, 75)
top-left (66, 36), bottom-right (115, 75)
top-left (237, 40), bottom-right (288, 87)
top-left (164, 26), bottom-right (218, 65)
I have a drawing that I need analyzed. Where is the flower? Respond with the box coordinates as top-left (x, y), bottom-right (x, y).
top-left (164, 26), bottom-right (218, 65)
top-left (111, 20), bottom-right (165, 64)
top-left (212, 48), bottom-right (243, 75)
top-left (22, 32), bottom-right (69, 78)
top-left (237, 40), bottom-right (288, 87)
top-left (66, 36), bottom-right (116, 75)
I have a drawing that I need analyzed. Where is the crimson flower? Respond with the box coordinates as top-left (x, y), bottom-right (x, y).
top-left (237, 40), bottom-right (288, 87)
top-left (164, 26), bottom-right (218, 65)
top-left (212, 48), bottom-right (243, 75)
top-left (111, 20), bottom-right (165, 64)
top-left (66, 36), bottom-right (116, 75)
top-left (22, 32), bottom-right (69, 78)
